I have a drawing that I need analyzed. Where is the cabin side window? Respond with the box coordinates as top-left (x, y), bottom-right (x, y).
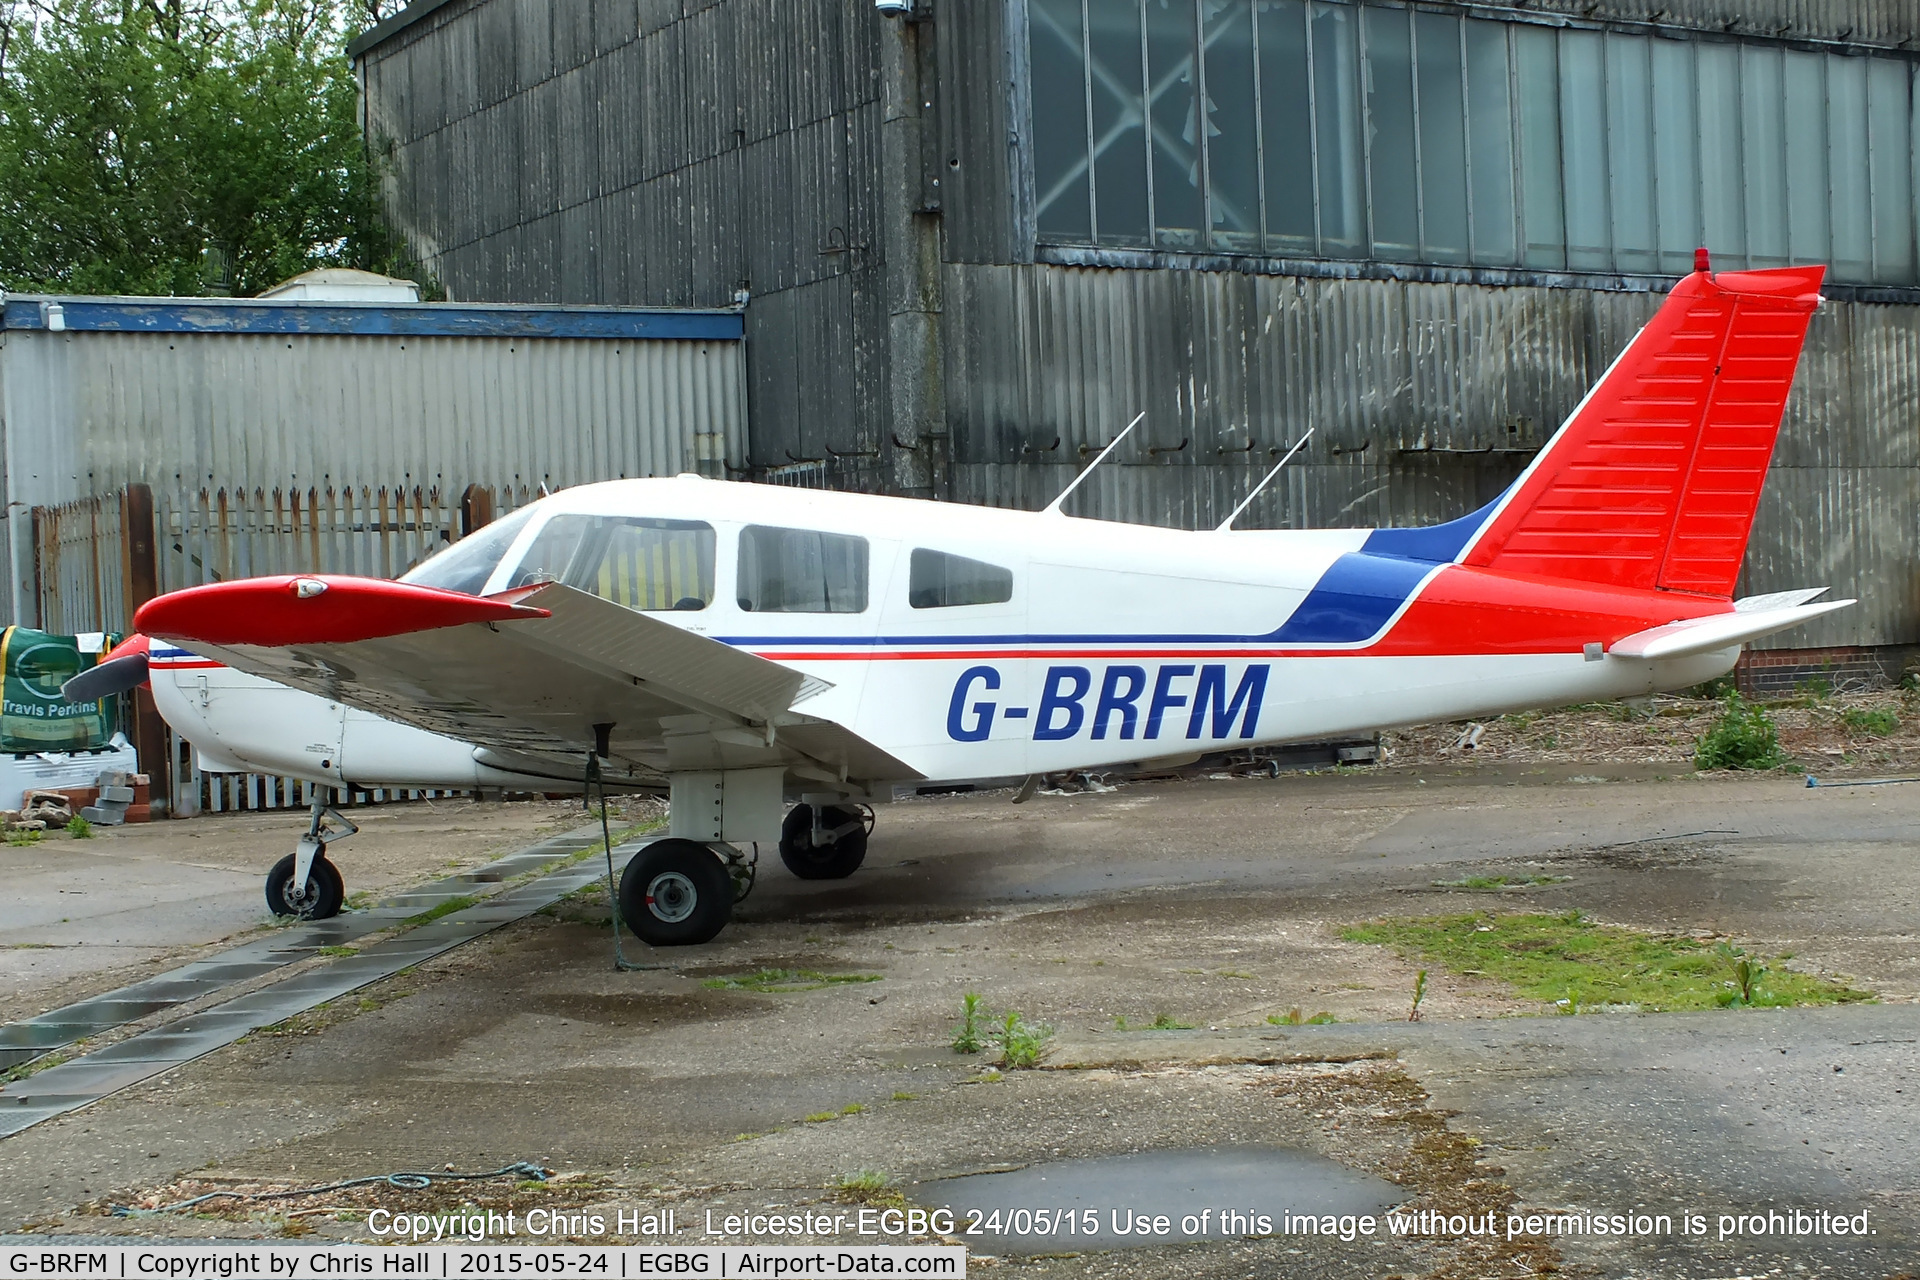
top-left (738, 525), bottom-right (869, 613)
top-left (908, 548), bottom-right (1014, 608)
top-left (504, 515), bottom-right (716, 610)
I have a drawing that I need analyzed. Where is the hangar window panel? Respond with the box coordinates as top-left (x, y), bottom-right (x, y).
top-left (1605, 33), bottom-right (1657, 275)
top-left (739, 526), bottom-right (869, 614)
top-left (908, 550), bottom-right (1016, 608)
top-left (1464, 20), bottom-right (1516, 264)
top-left (1363, 7), bottom-right (1418, 260)
top-left (1741, 45), bottom-right (1789, 269)
top-left (1146, 0), bottom-right (1205, 246)
top-left (1867, 58), bottom-right (1915, 283)
top-left (1030, 1), bottom-right (1920, 285)
top-left (1309, 1), bottom-right (1366, 257)
top-left (1089, 0), bottom-right (1151, 245)
top-left (1256, 0), bottom-right (1314, 253)
top-left (1782, 52), bottom-right (1831, 267)
top-left (1513, 24), bottom-right (1565, 270)
top-left (1651, 39), bottom-right (1703, 274)
top-left (1203, 0), bottom-right (1262, 252)
top-left (505, 515), bottom-right (716, 611)
top-left (1414, 12), bottom-right (1470, 264)
top-left (1033, 0), bottom-right (1094, 242)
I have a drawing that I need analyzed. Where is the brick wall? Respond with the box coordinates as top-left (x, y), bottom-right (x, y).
top-left (1736, 645), bottom-right (1920, 696)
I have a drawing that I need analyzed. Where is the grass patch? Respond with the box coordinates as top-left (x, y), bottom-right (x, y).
top-left (1, 1047), bottom-right (75, 1086)
top-left (403, 895), bottom-right (478, 927)
top-left (1342, 911), bottom-right (1874, 1012)
top-left (890, 1091), bottom-right (917, 1102)
top-left (1694, 694), bottom-right (1786, 771)
top-left (803, 1112), bottom-right (838, 1124)
top-left (1842, 707), bottom-right (1899, 736)
top-left (1431, 874), bottom-right (1572, 890)
top-left (1267, 1008), bottom-right (1336, 1026)
top-left (6, 828), bottom-right (44, 846)
top-left (834, 1172), bottom-right (908, 1210)
top-left (316, 945), bottom-right (357, 958)
top-left (701, 969), bottom-right (882, 993)
top-left (1114, 1012), bottom-right (1195, 1031)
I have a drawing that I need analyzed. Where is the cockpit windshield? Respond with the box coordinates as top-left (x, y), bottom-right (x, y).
top-left (399, 506), bottom-right (539, 595)
top-left (504, 514), bottom-right (716, 611)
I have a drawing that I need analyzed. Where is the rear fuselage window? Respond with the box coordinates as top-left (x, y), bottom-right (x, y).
top-left (739, 525), bottom-right (869, 613)
top-left (909, 548), bottom-right (1014, 608)
top-left (506, 515), bottom-right (716, 610)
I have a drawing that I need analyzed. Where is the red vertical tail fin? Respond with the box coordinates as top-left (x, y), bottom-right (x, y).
top-left (1459, 263), bottom-right (1823, 599)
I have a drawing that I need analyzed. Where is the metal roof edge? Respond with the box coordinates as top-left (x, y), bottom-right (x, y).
top-left (0, 296), bottom-right (744, 341)
top-left (346, 0), bottom-right (462, 59)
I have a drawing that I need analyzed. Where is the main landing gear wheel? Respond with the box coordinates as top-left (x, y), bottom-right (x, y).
top-left (778, 804), bottom-right (871, 880)
top-left (266, 852), bottom-right (344, 919)
top-left (619, 839), bottom-right (733, 946)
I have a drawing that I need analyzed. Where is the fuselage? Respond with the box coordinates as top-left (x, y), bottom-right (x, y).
top-left (150, 475), bottom-right (1738, 789)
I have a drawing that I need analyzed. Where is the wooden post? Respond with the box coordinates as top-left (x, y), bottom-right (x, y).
top-left (460, 483), bottom-right (494, 535)
top-left (121, 484), bottom-right (173, 813)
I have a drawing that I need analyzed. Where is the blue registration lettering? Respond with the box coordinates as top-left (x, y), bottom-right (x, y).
top-left (947, 666), bottom-right (1000, 742)
top-left (1186, 664), bottom-right (1270, 739)
top-left (1144, 665), bottom-right (1196, 739)
top-left (1034, 666), bottom-right (1092, 741)
top-left (1091, 665), bottom-right (1147, 740)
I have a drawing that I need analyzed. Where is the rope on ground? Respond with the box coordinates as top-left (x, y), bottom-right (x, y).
top-left (1805, 774), bottom-right (1920, 788)
top-left (113, 1161), bottom-right (548, 1216)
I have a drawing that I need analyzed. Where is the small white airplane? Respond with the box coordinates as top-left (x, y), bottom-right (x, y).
top-left (74, 258), bottom-right (1845, 948)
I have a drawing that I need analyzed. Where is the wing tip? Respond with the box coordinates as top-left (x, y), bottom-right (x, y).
top-left (135, 575), bottom-right (550, 647)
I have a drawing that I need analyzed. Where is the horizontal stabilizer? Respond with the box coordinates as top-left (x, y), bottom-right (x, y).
top-left (1608, 596), bottom-right (1852, 661)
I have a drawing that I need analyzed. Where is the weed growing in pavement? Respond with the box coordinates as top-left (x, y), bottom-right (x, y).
top-left (1714, 941), bottom-right (1770, 1006)
top-left (316, 945), bottom-right (356, 958)
top-left (995, 1010), bottom-right (1052, 1068)
top-left (804, 1112), bottom-right (837, 1124)
top-left (1267, 1007), bottom-right (1337, 1026)
top-left (1693, 693), bottom-right (1786, 770)
top-left (6, 828), bottom-right (43, 846)
top-left (701, 969), bottom-right (882, 993)
top-left (1432, 874), bottom-right (1572, 890)
top-left (1842, 707), bottom-right (1900, 736)
top-left (1345, 913), bottom-right (1873, 1012)
top-left (951, 992), bottom-right (986, 1053)
top-left (1408, 969), bottom-right (1429, 1022)
top-left (890, 1091), bottom-right (917, 1101)
top-left (65, 815), bottom-right (93, 839)
top-left (834, 1171), bottom-right (907, 1210)
top-left (1113, 1011), bottom-right (1196, 1031)
top-left (402, 895), bottom-right (477, 927)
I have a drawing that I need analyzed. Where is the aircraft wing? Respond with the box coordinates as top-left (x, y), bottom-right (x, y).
top-left (134, 576), bottom-right (920, 785)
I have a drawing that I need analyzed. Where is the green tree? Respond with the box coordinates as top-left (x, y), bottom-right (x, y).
top-left (0, 0), bottom-right (414, 296)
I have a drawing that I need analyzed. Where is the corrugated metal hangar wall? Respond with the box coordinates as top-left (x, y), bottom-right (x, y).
top-left (0, 295), bottom-right (746, 632)
top-left (352, 0), bottom-right (1920, 666)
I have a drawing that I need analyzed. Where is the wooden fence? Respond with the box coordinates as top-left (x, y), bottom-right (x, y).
top-left (30, 482), bottom-right (541, 815)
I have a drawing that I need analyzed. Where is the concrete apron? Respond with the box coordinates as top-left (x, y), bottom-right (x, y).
top-left (0, 828), bottom-right (637, 1139)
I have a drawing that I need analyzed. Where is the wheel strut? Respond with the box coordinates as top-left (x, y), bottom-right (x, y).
top-left (291, 788), bottom-right (359, 896)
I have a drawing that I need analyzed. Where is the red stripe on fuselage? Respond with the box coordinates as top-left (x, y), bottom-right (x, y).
top-left (751, 565), bottom-right (1733, 662)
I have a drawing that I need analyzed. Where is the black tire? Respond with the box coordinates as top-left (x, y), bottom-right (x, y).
top-left (778, 804), bottom-right (869, 880)
top-left (618, 839), bottom-right (733, 946)
top-left (265, 852), bottom-right (345, 919)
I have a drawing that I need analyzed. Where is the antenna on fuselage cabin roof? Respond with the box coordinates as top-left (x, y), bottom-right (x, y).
top-left (1042, 410), bottom-right (1147, 516)
top-left (1215, 427), bottom-right (1316, 533)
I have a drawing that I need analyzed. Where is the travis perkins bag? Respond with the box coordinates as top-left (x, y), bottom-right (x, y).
top-left (0, 626), bottom-right (118, 753)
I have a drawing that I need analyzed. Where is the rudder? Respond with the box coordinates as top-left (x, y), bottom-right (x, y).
top-left (1458, 260), bottom-right (1823, 599)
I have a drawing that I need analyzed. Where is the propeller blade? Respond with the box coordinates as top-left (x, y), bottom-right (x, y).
top-left (62, 635), bottom-right (152, 703)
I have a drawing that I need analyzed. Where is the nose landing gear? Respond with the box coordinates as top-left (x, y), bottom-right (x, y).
top-left (265, 790), bottom-right (358, 920)
top-left (778, 802), bottom-right (872, 880)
